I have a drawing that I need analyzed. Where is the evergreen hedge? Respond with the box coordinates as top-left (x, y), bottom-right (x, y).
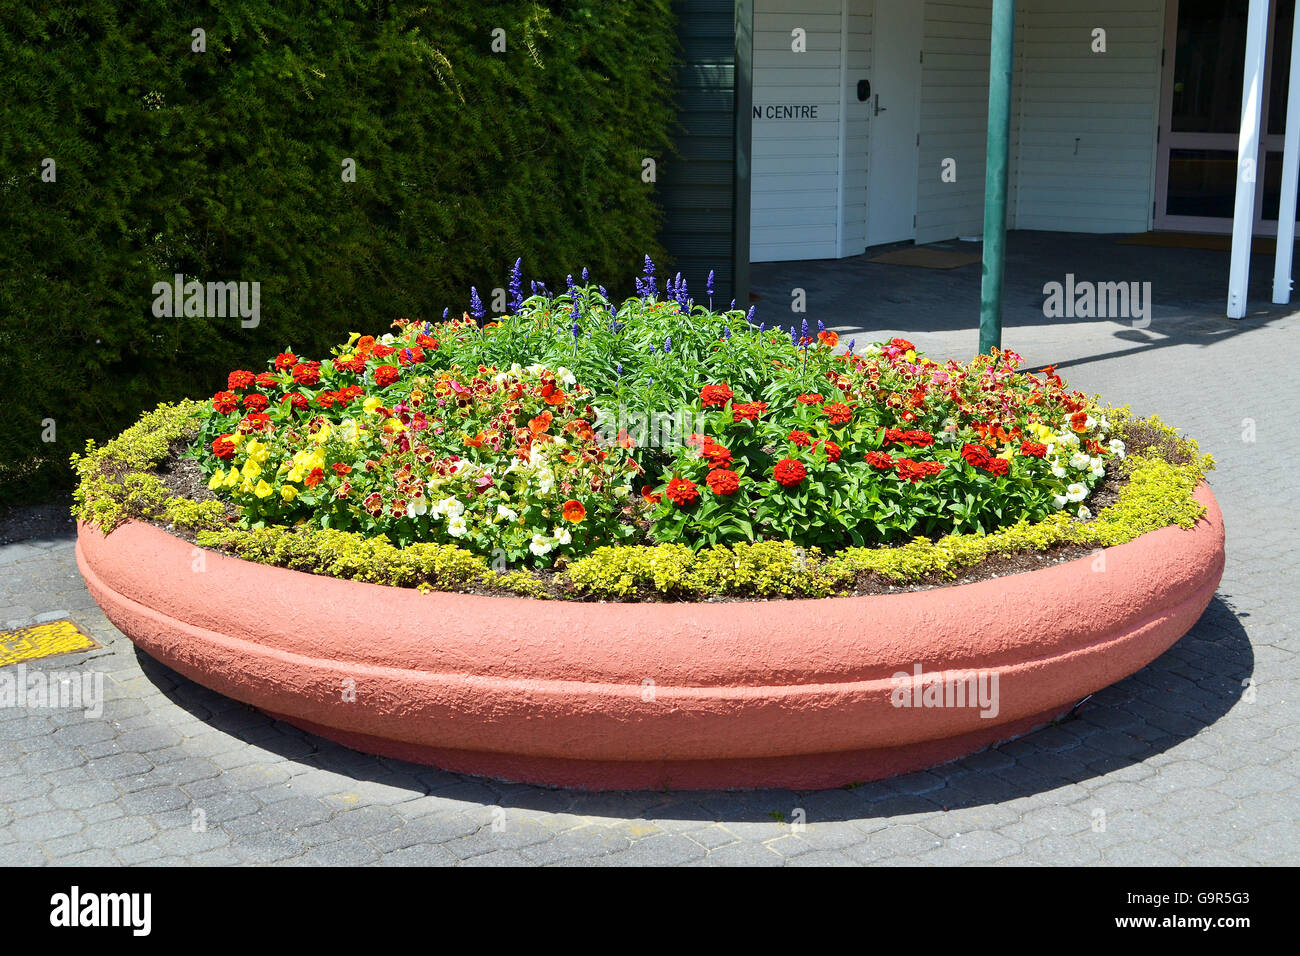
top-left (0, 0), bottom-right (678, 502)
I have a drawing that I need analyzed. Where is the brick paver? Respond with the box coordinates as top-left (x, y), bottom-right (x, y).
top-left (2, 233), bottom-right (1297, 864)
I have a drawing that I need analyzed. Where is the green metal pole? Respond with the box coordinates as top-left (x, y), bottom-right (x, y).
top-left (979, 0), bottom-right (1016, 356)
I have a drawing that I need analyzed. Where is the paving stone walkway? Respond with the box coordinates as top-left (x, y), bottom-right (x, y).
top-left (3, 234), bottom-right (1298, 865)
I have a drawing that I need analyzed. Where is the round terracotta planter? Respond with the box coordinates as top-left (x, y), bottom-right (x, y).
top-left (76, 483), bottom-right (1225, 791)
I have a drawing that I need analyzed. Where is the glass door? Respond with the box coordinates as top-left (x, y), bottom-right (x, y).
top-left (1155, 0), bottom-right (1296, 234)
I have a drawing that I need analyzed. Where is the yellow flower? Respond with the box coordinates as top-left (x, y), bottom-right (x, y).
top-left (207, 469), bottom-right (226, 491)
top-left (241, 458), bottom-right (262, 480)
top-left (383, 418), bottom-right (406, 435)
top-left (281, 484), bottom-right (298, 502)
top-left (254, 479), bottom-right (274, 499)
top-left (346, 332), bottom-right (361, 348)
top-left (244, 439), bottom-right (270, 464)
top-left (363, 397), bottom-right (384, 415)
top-left (312, 422), bottom-right (333, 444)
top-left (223, 470), bottom-right (240, 488)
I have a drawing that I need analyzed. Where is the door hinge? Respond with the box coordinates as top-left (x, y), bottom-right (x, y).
top-left (916, 132), bottom-right (920, 147)
top-left (919, 51), bottom-right (924, 64)
top-left (913, 214), bottom-right (917, 227)
top-left (1161, 47), bottom-right (1165, 66)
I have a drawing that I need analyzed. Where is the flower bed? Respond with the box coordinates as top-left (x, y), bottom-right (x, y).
top-left (72, 261), bottom-right (1225, 788)
top-left (74, 260), bottom-right (1215, 599)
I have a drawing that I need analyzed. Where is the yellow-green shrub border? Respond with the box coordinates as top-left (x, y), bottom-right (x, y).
top-left (72, 401), bottom-right (1214, 601)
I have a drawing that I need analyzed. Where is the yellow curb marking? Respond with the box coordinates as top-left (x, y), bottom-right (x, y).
top-left (0, 620), bottom-right (100, 668)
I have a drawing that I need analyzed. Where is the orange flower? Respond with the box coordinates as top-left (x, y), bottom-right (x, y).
top-left (817, 330), bottom-right (839, 347)
top-left (562, 499), bottom-right (587, 523)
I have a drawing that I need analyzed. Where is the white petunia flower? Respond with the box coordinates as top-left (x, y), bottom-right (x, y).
top-left (1050, 462), bottom-right (1067, 479)
top-left (406, 499), bottom-right (428, 518)
top-left (1077, 506), bottom-right (1092, 520)
top-left (1053, 494), bottom-right (1069, 509)
top-left (447, 515), bottom-right (468, 538)
top-left (525, 363), bottom-right (548, 378)
top-left (433, 496), bottom-right (464, 518)
top-left (552, 526), bottom-right (572, 546)
top-left (497, 504), bottom-right (518, 522)
top-left (536, 470), bottom-right (555, 495)
top-left (529, 534), bottom-right (552, 556)
top-left (1069, 452), bottom-right (1091, 470)
top-left (556, 366), bottom-right (577, 386)
top-left (1108, 438), bottom-right (1126, 459)
top-left (1066, 482), bottom-right (1088, 503)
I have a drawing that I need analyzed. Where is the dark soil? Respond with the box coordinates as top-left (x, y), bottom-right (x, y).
top-left (132, 440), bottom-right (1132, 602)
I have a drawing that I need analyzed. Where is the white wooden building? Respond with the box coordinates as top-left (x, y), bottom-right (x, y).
top-left (661, 0), bottom-right (1300, 319)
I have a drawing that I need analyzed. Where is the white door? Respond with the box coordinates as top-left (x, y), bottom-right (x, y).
top-left (749, 0), bottom-right (847, 262)
top-left (865, 0), bottom-right (923, 246)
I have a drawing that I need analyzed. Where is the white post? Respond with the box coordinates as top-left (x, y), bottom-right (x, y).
top-left (1228, 0), bottom-right (1270, 320)
top-left (1273, 11), bottom-right (1300, 303)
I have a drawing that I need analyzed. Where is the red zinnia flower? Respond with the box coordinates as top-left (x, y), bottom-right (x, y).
top-left (211, 435), bottom-right (237, 460)
top-left (984, 457), bottom-right (1010, 477)
top-left (292, 362), bottom-right (322, 387)
top-left (562, 499), bottom-right (587, 523)
top-left (333, 356), bottom-right (367, 375)
top-left (895, 459), bottom-right (946, 483)
top-left (274, 352), bottom-right (298, 370)
top-left (700, 383), bottom-right (734, 408)
top-left (1020, 441), bottom-right (1047, 458)
top-left (227, 370), bottom-right (255, 391)
top-left (242, 394), bottom-right (269, 413)
top-left (773, 458), bottom-right (806, 487)
top-left (962, 443), bottom-right (993, 468)
top-left (416, 334), bottom-right (438, 349)
top-left (254, 372), bottom-right (278, 389)
top-left (864, 451), bottom-right (895, 469)
top-left (886, 428), bottom-right (936, 448)
top-left (212, 391), bottom-right (239, 415)
top-left (666, 477), bottom-right (700, 507)
top-left (731, 401), bottom-right (768, 422)
top-left (702, 442), bottom-right (733, 468)
top-left (787, 430), bottom-right (812, 447)
top-left (284, 393), bottom-right (309, 412)
top-left (373, 343), bottom-right (397, 358)
top-left (796, 393), bottom-right (824, 405)
top-left (821, 403), bottom-right (854, 426)
top-left (239, 412), bottom-right (271, 432)
top-left (820, 440), bottom-right (842, 463)
top-left (706, 468), bottom-right (740, 496)
top-left (373, 365), bottom-right (399, 388)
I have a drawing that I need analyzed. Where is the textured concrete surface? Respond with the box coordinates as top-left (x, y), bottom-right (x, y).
top-left (1, 231), bottom-right (1297, 865)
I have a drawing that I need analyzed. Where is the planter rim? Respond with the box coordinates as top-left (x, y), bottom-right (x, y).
top-left (76, 482), bottom-right (1225, 789)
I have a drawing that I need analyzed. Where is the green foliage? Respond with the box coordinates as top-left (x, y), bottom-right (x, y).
top-left (72, 397), bottom-right (1215, 601)
top-left (0, 0), bottom-right (678, 502)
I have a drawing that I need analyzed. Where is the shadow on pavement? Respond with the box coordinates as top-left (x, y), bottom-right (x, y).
top-left (132, 592), bottom-right (1254, 825)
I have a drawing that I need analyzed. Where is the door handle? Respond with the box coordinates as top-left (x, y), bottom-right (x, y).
top-left (874, 94), bottom-right (887, 116)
